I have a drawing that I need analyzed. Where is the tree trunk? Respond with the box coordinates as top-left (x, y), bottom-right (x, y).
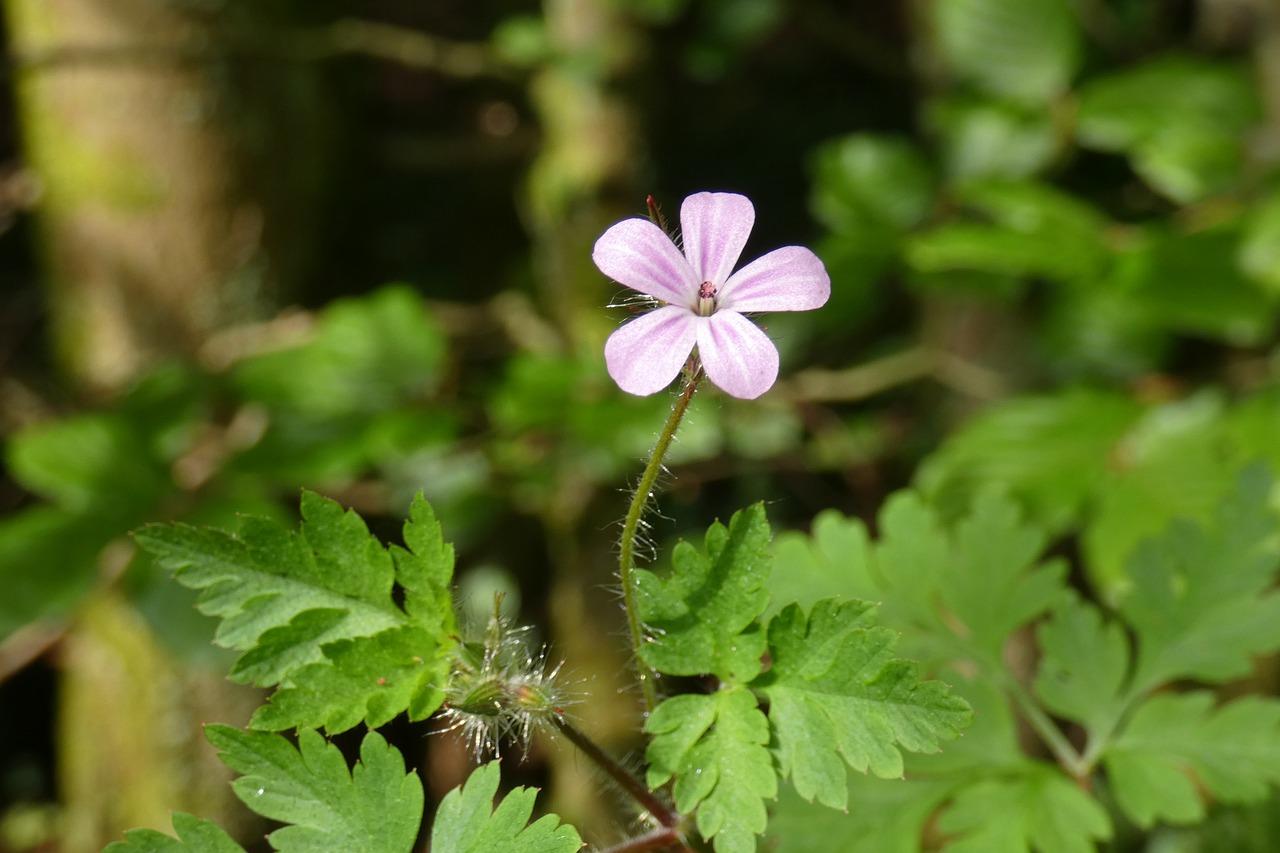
top-left (4, 1), bottom-right (323, 848)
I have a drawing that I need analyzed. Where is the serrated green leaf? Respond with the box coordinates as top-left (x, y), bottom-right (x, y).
top-left (207, 726), bottom-right (422, 852)
top-left (645, 687), bottom-right (774, 853)
top-left (1104, 692), bottom-right (1280, 829)
top-left (937, 767), bottom-right (1112, 853)
top-left (135, 491), bottom-right (458, 731)
top-left (942, 490), bottom-right (1063, 659)
top-left (1032, 592), bottom-right (1129, 732)
top-left (766, 772), bottom-right (955, 853)
top-left (767, 509), bottom-right (876, 620)
top-left (251, 625), bottom-right (447, 732)
top-left (430, 761), bottom-right (582, 853)
top-left (756, 600), bottom-right (972, 808)
top-left (933, 0), bottom-right (1080, 102)
top-left (635, 503), bottom-right (771, 683)
top-left (916, 388), bottom-right (1143, 534)
top-left (104, 812), bottom-right (246, 853)
top-left (1119, 466), bottom-right (1280, 692)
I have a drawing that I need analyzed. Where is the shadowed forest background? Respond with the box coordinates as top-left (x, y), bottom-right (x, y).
top-left (4, 0), bottom-right (1280, 851)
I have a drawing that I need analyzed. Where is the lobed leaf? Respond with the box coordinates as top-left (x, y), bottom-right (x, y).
top-left (1032, 592), bottom-right (1129, 733)
top-left (136, 492), bottom-right (457, 732)
top-left (635, 503), bottom-right (771, 683)
top-left (104, 813), bottom-right (246, 853)
top-left (1120, 466), bottom-right (1280, 692)
top-left (937, 767), bottom-right (1112, 853)
top-left (207, 726), bottom-right (423, 853)
top-left (1103, 692), bottom-right (1280, 828)
top-left (430, 761), bottom-right (583, 853)
top-left (645, 687), bottom-right (775, 853)
top-left (756, 599), bottom-right (972, 809)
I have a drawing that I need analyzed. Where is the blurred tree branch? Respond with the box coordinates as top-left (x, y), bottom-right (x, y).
top-left (4, 17), bottom-right (520, 80)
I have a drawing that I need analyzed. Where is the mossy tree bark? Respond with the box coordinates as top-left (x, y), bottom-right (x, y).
top-left (3, 1), bottom-right (323, 849)
top-left (525, 0), bottom-right (649, 838)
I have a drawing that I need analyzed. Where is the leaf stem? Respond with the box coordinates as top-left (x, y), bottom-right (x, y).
top-left (619, 367), bottom-right (702, 715)
top-left (998, 670), bottom-right (1087, 778)
top-left (551, 714), bottom-right (681, 830)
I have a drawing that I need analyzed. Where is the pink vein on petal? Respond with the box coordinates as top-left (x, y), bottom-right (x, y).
top-left (680, 192), bottom-right (755, 286)
top-left (696, 311), bottom-right (780, 400)
top-left (718, 246), bottom-right (831, 313)
top-left (604, 305), bottom-right (698, 396)
top-left (593, 218), bottom-right (698, 305)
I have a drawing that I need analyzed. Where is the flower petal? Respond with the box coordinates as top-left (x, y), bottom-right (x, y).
top-left (680, 192), bottom-right (755, 286)
top-left (593, 218), bottom-right (699, 305)
top-left (605, 305), bottom-right (698, 396)
top-left (696, 311), bottom-right (779, 400)
top-left (718, 246), bottom-right (831, 313)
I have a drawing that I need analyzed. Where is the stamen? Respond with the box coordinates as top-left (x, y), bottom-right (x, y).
top-left (696, 281), bottom-right (717, 316)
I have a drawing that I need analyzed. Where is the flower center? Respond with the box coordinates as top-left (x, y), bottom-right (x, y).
top-left (696, 281), bottom-right (717, 316)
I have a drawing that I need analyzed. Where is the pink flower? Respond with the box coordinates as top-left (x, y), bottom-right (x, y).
top-left (594, 192), bottom-right (830, 400)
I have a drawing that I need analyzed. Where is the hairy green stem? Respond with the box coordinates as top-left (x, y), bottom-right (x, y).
top-left (619, 368), bottom-right (702, 715)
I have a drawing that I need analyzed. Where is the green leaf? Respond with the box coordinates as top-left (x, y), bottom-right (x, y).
top-left (104, 813), bottom-right (246, 853)
top-left (767, 509), bottom-right (877, 621)
top-left (430, 762), bottom-right (583, 853)
top-left (926, 95), bottom-right (1061, 180)
top-left (1105, 226), bottom-right (1272, 345)
top-left (905, 180), bottom-right (1110, 285)
top-left (645, 687), bottom-right (774, 853)
top-left (135, 492), bottom-right (457, 731)
top-left (933, 0), bottom-right (1080, 102)
top-left (940, 490), bottom-right (1063, 659)
top-left (635, 503), bottom-right (771, 683)
top-left (1076, 56), bottom-right (1259, 201)
top-left (5, 412), bottom-right (169, 513)
top-left (937, 766), bottom-right (1112, 853)
top-left (1104, 693), bottom-right (1280, 828)
top-left (916, 388), bottom-right (1143, 533)
top-left (0, 506), bottom-right (114, 639)
top-left (766, 772), bottom-right (954, 853)
top-left (1032, 592), bottom-right (1129, 733)
top-left (250, 626), bottom-right (446, 732)
top-left (1083, 391), bottom-right (1238, 593)
top-left (809, 133), bottom-right (934, 234)
top-left (1118, 466), bottom-right (1280, 692)
top-left (232, 285), bottom-right (445, 418)
top-left (755, 599), bottom-right (972, 808)
top-left (1239, 188), bottom-right (1280, 295)
top-left (207, 726), bottom-right (423, 853)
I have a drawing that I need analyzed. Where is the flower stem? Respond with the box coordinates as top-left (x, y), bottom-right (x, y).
top-left (619, 368), bottom-right (702, 716)
top-left (597, 827), bottom-right (693, 853)
top-left (551, 714), bottom-right (680, 829)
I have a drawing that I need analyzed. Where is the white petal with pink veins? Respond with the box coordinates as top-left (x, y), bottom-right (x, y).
top-left (696, 310), bottom-right (780, 399)
top-left (680, 192), bottom-right (755, 287)
top-left (604, 305), bottom-right (698, 396)
top-left (594, 218), bottom-right (699, 306)
top-left (719, 246), bottom-right (831, 313)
